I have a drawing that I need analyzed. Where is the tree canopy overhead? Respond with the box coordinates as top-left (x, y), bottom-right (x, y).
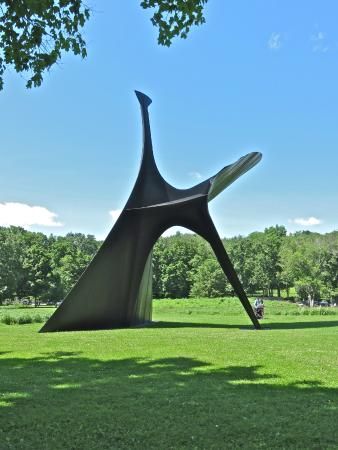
top-left (0, 0), bottom-right (90, 90)
top-left (0, 0), bottom-right (209, 90)
top-left (141, 0), bottom-right (208, 46)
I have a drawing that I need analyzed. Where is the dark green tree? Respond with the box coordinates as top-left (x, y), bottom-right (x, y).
top-left (0, 228), bottom-right (19, 302)
top-left (50, 232), bottom-right (99, 297)
top-left (0, 0), bottom-right (90, 90)
top-left (153, 232), bottom-right (206, 298)
top-left (190, 258), bottom-right (230, 298)
top-left (295, 277), bottom-right (323, 306)
top-left (20, 232), bottom-right (56, 306)
top-left (141, 0), bottom-right (208, 46)
top-left (0, 1), bottom-right (209, 90)
top-left (0, 226), bottom-right (29, 303)
top-left (262, 225), bottom-right (287, 296)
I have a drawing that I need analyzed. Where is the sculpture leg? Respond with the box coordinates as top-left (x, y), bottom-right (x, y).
top-left (133, 250), bottom-right (153, 324)
top-left (40, 210), bottom-right (156, 332)
top-left (197, 218), bottom-right (261, 329)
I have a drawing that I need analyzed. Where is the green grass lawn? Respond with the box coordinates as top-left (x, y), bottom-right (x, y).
top-left (1, 298), bottom-right (338, 449)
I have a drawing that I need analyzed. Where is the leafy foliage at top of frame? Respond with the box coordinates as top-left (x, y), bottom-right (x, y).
top-left (141, 0), bottom-right (208, 46)
top-left (0, 0), bottom-right (90, 90)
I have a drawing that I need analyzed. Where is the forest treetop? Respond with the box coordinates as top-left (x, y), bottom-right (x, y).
top-left (0, 225), bottom-right (337, 306)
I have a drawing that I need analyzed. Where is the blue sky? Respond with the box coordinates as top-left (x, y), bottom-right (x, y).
top-left (0, 0), bottom-right (337, 239)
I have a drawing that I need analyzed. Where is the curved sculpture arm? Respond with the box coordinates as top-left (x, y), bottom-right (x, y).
top-left (207, 152), bottom-right (262, 202)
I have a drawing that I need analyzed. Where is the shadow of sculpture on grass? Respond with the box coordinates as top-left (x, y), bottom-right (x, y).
top-left (0, 353), bottom-right (337, 449)
top-left (149, 319), bottom-right (338, 330)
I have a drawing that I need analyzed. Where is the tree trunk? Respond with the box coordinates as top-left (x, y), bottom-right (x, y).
top-left (308, 293), bottom-right (314, 308)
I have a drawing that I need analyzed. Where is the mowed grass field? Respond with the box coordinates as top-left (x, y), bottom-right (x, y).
top-left (1, 298), bottom-right (338, 450)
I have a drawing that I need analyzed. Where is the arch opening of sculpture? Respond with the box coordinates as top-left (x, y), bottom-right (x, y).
top-left (40, 91), bottom-right (262, 333)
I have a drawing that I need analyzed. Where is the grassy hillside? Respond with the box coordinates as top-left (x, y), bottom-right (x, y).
top-left (1, 298), bottom-right (338, 449)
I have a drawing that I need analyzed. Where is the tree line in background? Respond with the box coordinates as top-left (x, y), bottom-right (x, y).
top-left (0, 225), bottom-right (337, 306)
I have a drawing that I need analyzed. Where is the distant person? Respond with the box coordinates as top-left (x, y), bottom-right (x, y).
top-left (254, 298), bottom-right (260, 309)
top-left (253, 298), bottom-right (264, 319)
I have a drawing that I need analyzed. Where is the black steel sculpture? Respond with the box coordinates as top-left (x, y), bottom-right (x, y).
top-left (41, 91), bottom-right (262, 332)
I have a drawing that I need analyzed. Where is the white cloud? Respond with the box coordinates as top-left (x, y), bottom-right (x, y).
top-left (268, 33), bottom-right (282, 50)
top-left (109, 209), bottom-right (122, 223)
top-left (290, 217), bottom-right (322, 227)
top-left (311, 31), bottom-right (329, 53)
top-left (0, 202), bottom-right (63, 228)
top-left (189, 171), bottom-right (203, 180)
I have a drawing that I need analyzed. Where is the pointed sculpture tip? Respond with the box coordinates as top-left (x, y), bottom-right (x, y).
top-left (244, 151), bottom-right (262, 164)
top-left (253, 151), bottom-right (263, 162)
top-left (135, 90), bottom-right (152, 108)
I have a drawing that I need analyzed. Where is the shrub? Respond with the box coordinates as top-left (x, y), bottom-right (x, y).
top-left (1, 314), bottom-right (15, 325)
top-left (32, 314), bottom-right (44, 323)
top-left (17, 315), bottom-right (33, 324)
top-left (298, 307), bottom-right (337, 316)
top-left (1, 314), bottom-right (51, 325)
